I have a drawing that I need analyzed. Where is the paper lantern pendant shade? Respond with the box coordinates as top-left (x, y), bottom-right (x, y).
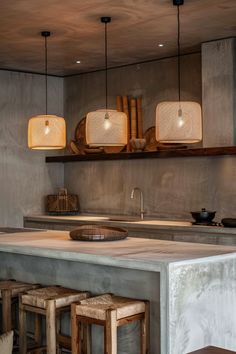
top-left (86, 110), bottom-right (127, 147)
top-left (156, 101), bottom-right (202, 143)
top-left (28, 115), bottom-right (66, 149)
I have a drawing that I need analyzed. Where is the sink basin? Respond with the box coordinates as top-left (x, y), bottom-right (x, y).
top-left (107, 217), bottom-right (192, 226)
top-left (108, 216), bottom-right (141, 222)
top-left (135, 220), bottom-right (192, 226)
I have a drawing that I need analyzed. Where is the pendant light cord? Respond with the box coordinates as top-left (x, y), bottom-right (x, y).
top-left (44, 34), bottom-right (48, 115)
top-left (101, 17), bottom-right (111, 112)
top-left (177, 4), bottom-right (181, 103)
top-left (104, 21), bottom-right (108, 110)
top-left (41, 31), bottom-right (50, 115)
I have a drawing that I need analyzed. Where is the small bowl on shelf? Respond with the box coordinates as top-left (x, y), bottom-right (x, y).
top-left (130, 138), bottom-right (146, 152)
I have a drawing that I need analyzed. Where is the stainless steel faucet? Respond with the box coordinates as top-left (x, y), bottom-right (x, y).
top-left (130, 187), bottom-right (145, 220)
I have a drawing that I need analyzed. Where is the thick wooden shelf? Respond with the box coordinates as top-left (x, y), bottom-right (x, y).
top-left (46, 146), bottom-right (236, 163)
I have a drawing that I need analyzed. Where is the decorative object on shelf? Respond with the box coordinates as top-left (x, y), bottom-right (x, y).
top-left (221, 218), bottom-right (236, 228)
top-left (71, 117), bottom-right (87, 154)
top-left (69, 140), bottom-right (82, 155)
top-left (84, 147), bottom-right (104, 154)
top-left (103, 144), bottom-right (124, 153)
top-left (114, 95), bottom-right (145, 152)
top-left (144, 127), bottom-right (158, 151)
top-left (137, 97), bottom-right (143, 139)
top-left (144, 126), bottom-right (187, 151)
top-left (129, 96), bottom-right (146, 151)
top-left (69, 225), bottom-right (128, 241)
top-left (130, 138), bottom-right (146, 152)
top-left (155, 0), bottom-right (202, 144)
top-left (46, 188), bottom-right (79, 215)
top-left (86, 17), bottom-right (127, 147)
top-left (28, 31), bottom-right (66, 150)
top-left (74, 117), bottom-right (86, 144)
top-left (130, 98), bottom-right (137, 139)
top-left (122, 95), bottom-right (131, 150)
top-left (116, 95), bottom-right (123, 112)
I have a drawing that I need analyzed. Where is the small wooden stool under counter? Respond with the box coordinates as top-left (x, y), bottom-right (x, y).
top-left (0, 279), bottom-right (39, 333)
top-left (71, 293), bottom-right (150, 354)
top-left (19, 285), bottom-right (89, 354)
top-left (188, 346), bottom-right (236, 353)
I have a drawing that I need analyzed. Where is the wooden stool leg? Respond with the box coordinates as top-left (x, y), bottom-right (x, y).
top-left (19, 298), bottom-right (27, 354)
top-left (82, 323), bottom-right (91, 354)
top-left (140, 302), bottom-right (150, 354)
top-left (2, 289), bottom-right (12, 332)
top-left (105, 310), bottom-right (117, 354)
top-left (56, 315), bottom-right (60, 354)
top-left (46, 300), bottom-right (57, 354)
top-left (71, 303), bottom-right (80, 354)
top-left (34, 313), bottom-right (42, 354)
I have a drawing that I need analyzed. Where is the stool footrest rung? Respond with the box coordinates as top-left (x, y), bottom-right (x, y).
top-left (57, 334), bottom-right (71, 350)
top-left (26, 344), bottom-right (47, 353)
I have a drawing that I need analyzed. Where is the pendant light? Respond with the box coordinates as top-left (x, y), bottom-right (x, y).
top-left (156, 0), bottom-right (202, 144)
top-left (86, 17), bottom-right (127, 147)
top-left (28, 31), bottom-right (66, 150)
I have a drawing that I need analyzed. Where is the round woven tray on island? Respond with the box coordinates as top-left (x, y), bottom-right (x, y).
top-left (69, 225), bottom-right (128, 241)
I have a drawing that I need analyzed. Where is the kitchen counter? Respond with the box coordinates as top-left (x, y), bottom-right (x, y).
top-left (0, 230), bottom-right (236, 353)
top-left (24, 214), bottom-right (236, 234)
top-left (24, 214), bottom-right (236, 245)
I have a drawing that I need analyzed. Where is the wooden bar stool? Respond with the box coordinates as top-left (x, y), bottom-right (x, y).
top-left (0, 279), bottom-right (39, 333)
top-left (19, 285), bottom-right (89, 354)
top-left (71, 293), bottom-right (150, 354)
top-left (188, 346), bottom-right (236, 354)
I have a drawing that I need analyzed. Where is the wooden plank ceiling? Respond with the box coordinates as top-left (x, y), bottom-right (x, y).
top-left (0, 0), bottom-right (235, 76)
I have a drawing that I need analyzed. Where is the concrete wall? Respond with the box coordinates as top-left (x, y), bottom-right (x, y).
top-left (0, 70), bottom-right (64, 227)
top-left (65, 53), bottom-right (202, 140)
top-left (2, 50), bottom-right (235, 226)
top-left (64, 53), bottom-right (236, 221)
top-left (64, 156), bottom-right (236, 221)
top-left (202, 38), bottom-right (236, 147)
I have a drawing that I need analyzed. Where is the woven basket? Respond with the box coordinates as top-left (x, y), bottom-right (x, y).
top-left (69, 225), bottom-right (128, 242)
top-left (46, 188), bottom-right (79, 215)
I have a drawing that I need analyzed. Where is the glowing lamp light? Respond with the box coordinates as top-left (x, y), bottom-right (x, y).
top-left (86, 109), bottom-right (127, 147)
top-left (156, 101), bottom-right (202, 143)
top-left (27, 32), bottom-right (66, 151)
top-left (28, 115), bottom-right (66, 150)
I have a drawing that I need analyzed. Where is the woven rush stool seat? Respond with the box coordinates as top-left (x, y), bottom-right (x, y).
top-left (71, 293), bottom-right (150, 354)
top-left (19, 285), bottom-right (90, 354)
top-left (187, 346), bottom-right (236, 354)
top-left (0, 279), bottom-right (39, 333)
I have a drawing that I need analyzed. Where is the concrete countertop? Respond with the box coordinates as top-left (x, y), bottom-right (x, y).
top-left (24, 214), bottom-right (236, 235)
top-left (1, 230), bottom-right (236, 353)
top-left (0, 230), bottom-right (236, 272)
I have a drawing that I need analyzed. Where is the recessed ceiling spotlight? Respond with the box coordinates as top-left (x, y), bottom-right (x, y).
top-left (76, 60), bottom-right (81, 64)
top-left (158, 43), bottom-right (164, 47)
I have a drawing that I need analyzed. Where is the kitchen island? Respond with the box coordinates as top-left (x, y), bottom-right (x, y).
top-left (0, 230), bottom-right (236, 354)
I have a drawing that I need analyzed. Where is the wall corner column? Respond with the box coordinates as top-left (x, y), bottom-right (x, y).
top-left (201, 37), bottom-right (236, 147)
